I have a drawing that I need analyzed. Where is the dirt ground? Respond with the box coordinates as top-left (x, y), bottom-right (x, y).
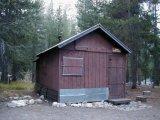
top-left (0, 86), bottom-right (160, 120)
top-left (126, 85), bottom-right (160, 107)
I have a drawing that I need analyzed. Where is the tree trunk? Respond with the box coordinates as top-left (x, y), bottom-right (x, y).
top-left (144, 74), bottom-right (146, 85)
top-left (0, 40), bottom-right (8, 82)
top-left (153, 58), bottom-right (160, 86)
top-left (31, 43), bottom-right (36, 82)
top-left (1, 59), bottom-right (8, 82)
top-left (152, 4), bottom-right (160, 87)
top-left (126, 55), bottom-right (130, 83)
top-left (12, 62), bottom-right (18, 81)
top-left (131, 52), bottom-right (137, 89)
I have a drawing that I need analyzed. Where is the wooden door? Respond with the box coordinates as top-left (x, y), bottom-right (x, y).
top-left (108, 54), bottom-right (126, 99)
top-left (84, 52), bottom-right (107, 88)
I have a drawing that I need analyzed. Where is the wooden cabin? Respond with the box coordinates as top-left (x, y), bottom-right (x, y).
top-left (35, 24), bottom-right (131, 103)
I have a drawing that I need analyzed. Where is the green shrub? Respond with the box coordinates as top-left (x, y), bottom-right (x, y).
top-left (0, 81), bottom-right (34, 90)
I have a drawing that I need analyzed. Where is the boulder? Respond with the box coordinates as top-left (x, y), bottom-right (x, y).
top-left (13, 97), bottom-right (19, 100)
top-left (92, 102), bottom-right (104, 108)
top-left (39, 95), bottom-right (44, 100)
top-left (23, 95), bottom-right (32, 100)
top-left (52, 102), bottom-right (58, 107)
top-left (28, 99), bottom-right (35, 105)
top-left (44, 100), bottom-right (49, 103)
top-left (7, 100), bottom-right (28, 108)
top-left (82, 103), bottom-right (93, 108)
top-left (35, 99), bottom-right (43, 104)
top-left (103, 102), bottom-right (114, 108)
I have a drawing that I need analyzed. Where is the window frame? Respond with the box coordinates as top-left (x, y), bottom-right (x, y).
top-left (62, 56), bottom-right (84, 76)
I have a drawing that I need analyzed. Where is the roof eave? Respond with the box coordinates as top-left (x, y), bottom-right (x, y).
top-left (36, 46), bottom-right (59, 57)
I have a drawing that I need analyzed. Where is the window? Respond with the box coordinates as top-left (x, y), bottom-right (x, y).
top-left (62, 57), bottom-right (83, 76)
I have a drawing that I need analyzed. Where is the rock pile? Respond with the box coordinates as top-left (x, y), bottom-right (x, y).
top-left (7, 100), bottom-right (28, 108)
top-left (7, 95), bottom-right (43, 108)
top-left (51, 101), bottom-right (152, 111)
top-left (6, 95), bottom-right (152, 111)
top-left (9, 95), bottom-right (32, 100)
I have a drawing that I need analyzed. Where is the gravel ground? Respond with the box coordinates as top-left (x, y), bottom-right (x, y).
top-left (0, 102), bottom-right (160, 120)
top-left (0, 86), bottom-right (160, 120)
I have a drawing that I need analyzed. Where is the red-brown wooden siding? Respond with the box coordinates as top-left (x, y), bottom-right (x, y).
top-left (37, 50), bottom-right (59, 90)
top-left (75, 32), bottom-right (112, 53)
top-left (59, 50), bottom-right (85, 89)
top-left (59, 32), bottom-right (127, 97)
top-left (108, 54), bottom-right (126, 98)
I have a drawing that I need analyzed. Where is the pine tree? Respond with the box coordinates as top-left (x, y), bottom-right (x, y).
top-left (77, 0), bottom-right (101, 30)
top-left (148, 0), bottom-right (160, 86)
top-left (76, 0), bottom-right (156, 88)
top-left (0, 0), bottom-right (43, 82)
top-left (45, 0), bottom-right (57, 47)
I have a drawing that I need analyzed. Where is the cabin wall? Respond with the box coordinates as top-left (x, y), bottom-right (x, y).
top-left (59, 50), bottom-right (109, 89)
top-left (36, 50), bottom-right (59, 101)
top-left (37, 50), bottom-right (59, 90)
top-left (59, 32), bottom-right (111, 89)
top-left (58, 32), bottom-right (127, 99)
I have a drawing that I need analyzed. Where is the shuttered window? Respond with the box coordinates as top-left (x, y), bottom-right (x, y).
top-left (62, 57), bottom-right (83, 76)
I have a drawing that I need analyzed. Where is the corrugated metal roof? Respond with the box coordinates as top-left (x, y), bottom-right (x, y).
top-left (37, 24), bottom-right (131, 56)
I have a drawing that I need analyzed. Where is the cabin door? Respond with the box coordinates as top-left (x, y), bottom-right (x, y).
top-left (108, 54), bottom-right (126, 99)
